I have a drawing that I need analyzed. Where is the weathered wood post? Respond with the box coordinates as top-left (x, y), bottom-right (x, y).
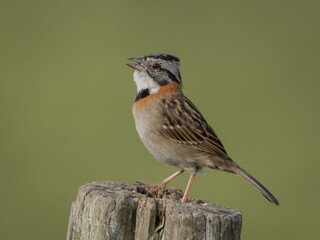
top-left (66, 181), bottom-right (242, 240)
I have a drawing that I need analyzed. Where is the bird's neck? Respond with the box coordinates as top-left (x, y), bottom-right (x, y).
top-left (134, 82), bottom-right (182, 103)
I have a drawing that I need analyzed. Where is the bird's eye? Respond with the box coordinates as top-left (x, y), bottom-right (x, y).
top-left (152, 63), bottom-right (160, 70)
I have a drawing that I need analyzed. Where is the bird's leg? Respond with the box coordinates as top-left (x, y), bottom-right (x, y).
top-left (181, 173), bottom-right (196, 203)
top-left (137, 170), bottom-right (184, 189)
top-left (156, 170), bottom-right (185, 189)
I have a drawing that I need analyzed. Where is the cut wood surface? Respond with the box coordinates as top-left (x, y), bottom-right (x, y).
top-left (67, 181), bottom-right (242, 240)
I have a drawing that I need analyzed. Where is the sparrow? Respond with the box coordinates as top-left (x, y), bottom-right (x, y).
top-left (127, 53), bottom-right (279, 205)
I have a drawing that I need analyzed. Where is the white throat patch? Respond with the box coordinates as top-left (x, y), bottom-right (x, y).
top-left (133, 70), bottom-right (160, 94)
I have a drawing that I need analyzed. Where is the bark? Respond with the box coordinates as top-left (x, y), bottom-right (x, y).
top-left (67, 181), bottom-right (242, 240)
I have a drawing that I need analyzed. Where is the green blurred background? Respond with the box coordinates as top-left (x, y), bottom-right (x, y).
top-left (1, 0), bottom-right (319, 239)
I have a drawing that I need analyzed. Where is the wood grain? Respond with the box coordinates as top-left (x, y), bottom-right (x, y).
top-left (67, 181), bottom-right (242, 240)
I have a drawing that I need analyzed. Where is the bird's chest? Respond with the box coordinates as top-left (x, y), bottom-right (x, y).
top-left (133, 99), bottom-right (180, 164)
top-left (132, 101), bottom-right (162, 142)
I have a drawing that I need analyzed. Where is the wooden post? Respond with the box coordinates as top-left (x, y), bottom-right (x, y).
top-left (66, 181), bottom-right (242, 240)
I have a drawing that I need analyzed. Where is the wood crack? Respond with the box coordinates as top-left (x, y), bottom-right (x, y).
top-left (66, 181), bottom-right (242, 240)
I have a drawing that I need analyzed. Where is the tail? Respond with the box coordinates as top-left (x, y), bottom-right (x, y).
top-left (233, 164), bottom-right (279, 206)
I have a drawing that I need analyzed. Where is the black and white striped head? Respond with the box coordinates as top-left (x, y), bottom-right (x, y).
top-left (127, 53), bottom-right (182, 95)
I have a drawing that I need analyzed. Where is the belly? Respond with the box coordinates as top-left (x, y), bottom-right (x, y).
top-left (133, 111), bottom-right (169, 163)
top-left (132, 103), bottom-right (202, 173)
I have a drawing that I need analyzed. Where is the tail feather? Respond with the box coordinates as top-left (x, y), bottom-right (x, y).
top-left (234, 165), bottom-right (279, 206)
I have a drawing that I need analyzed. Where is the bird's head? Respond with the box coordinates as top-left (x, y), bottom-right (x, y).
top-left (127, 53), bottom-right (181, 94)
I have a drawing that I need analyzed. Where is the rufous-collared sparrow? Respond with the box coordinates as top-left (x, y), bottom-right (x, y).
top-left (127, 53), bottom-right (279, 205)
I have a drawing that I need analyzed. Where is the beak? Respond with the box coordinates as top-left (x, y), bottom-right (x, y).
top-left (127, 57), bottom-right (145, 71)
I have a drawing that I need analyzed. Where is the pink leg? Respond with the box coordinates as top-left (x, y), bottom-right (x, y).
top-left (181, 174), bottom-right (196, 203)
top-left (137, 170), bottom-right (184, 189)
top-left (160, 170), bottom-right (184, 186)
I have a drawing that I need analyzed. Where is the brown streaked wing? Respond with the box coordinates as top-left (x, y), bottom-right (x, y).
top-left (158, 95), bottom-right (228, 157)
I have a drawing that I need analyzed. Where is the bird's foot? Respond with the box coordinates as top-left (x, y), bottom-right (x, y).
top-left (136, 181), bottom-right (167, 190)
top-left (180, 197), bottom-right (204, 204)
top-left (180, 197), bottom-right (190, 203)
top-left (136, 181), bottom-right (183, 200)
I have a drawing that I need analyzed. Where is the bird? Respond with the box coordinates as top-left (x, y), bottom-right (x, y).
top-left (127, 53), bottom-right (279, 205)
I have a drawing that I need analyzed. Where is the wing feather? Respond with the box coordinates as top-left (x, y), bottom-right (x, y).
top-left (158, 95), bottom-right (228, 157)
